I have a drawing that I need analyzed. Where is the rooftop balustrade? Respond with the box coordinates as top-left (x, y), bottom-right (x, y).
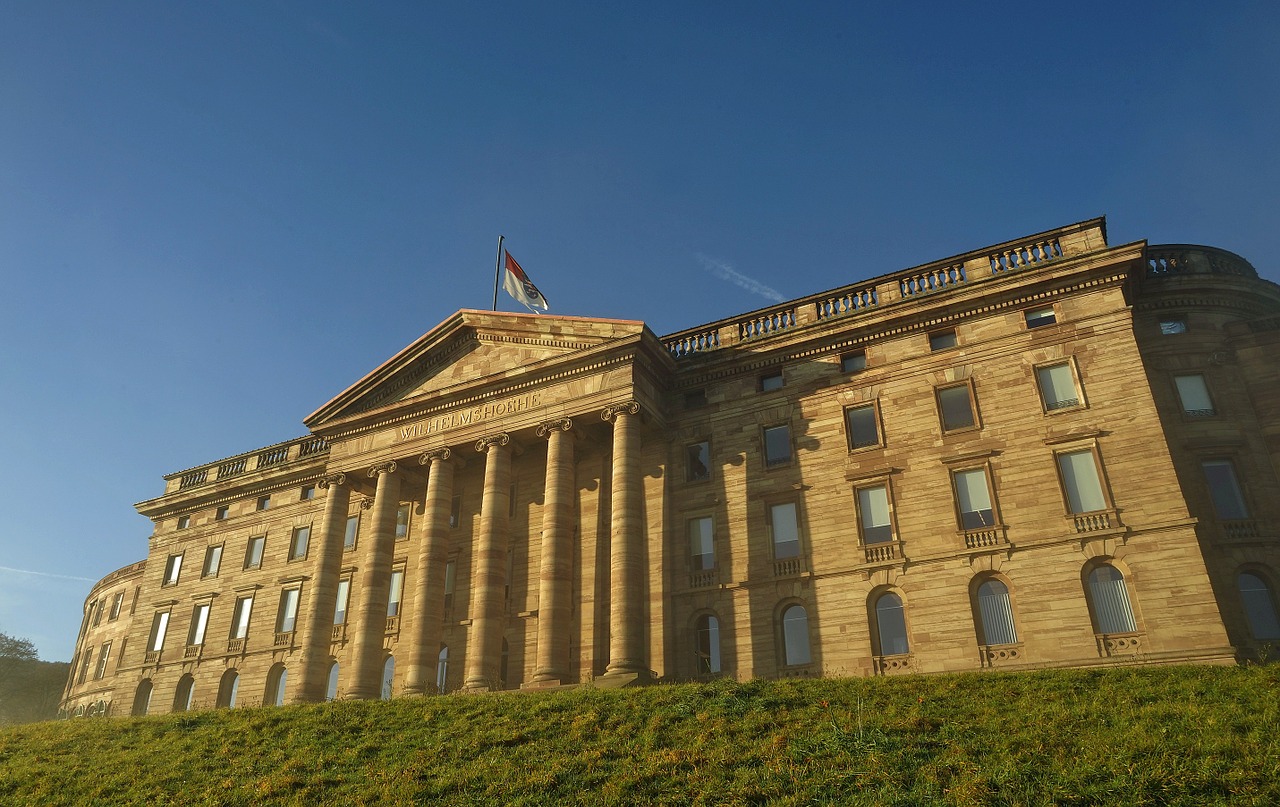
top-left (167, 435), bottom-right (329, 493)
top-left (1145, 245), bottom-right (1258, 280)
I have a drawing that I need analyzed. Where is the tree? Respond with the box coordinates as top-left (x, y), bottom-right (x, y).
top-left (0, 630), bottom-right (69, 724)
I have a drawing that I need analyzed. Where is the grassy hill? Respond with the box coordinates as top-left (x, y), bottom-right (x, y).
top-left (3, 665), bottom-right (1278, 805)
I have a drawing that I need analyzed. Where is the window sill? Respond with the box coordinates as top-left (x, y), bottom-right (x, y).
top-left (862, 540), bottom-right (903, 565)
top-left (978, 643), bottom-right (1022, 667)
top-left (1095, 632), bottom-right (1143, 657)
top-left (872, 653), bottom-right (913, 675)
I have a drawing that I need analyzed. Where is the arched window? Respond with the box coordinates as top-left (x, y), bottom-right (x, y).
top-left (1086, 564), bottom-right (1137, 634)
top-left (131, 680), bottom-right (153, 717)
top-left (325, 662), bottom-right (340, 701)
top-left (172, 674), bottom-right (196, 712)
top-left (1239, 572), bottom-right (1280, 641)
top-left (695, 614), bottom-right (721, 674)
top-left (265, 664), bottom-right (288, 707)
top-left (216, 669), bottom-right (239, 708)
top-left (975, 579), bottom-right (1017, 646)
top-left (781, 605), bottom-right (811, 666)
top-left (873, 593), bottom-right (910, 656)
top-left (381, 656), bottom-right (395, 700)
top-left (436, 646), bottom-right (449, 694)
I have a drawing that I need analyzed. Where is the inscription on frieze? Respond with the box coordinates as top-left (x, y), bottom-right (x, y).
top-left (394, 392), bottom-right (545, 441)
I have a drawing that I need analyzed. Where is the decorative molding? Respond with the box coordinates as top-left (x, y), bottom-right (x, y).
top-left (536, 418), bottom-right (573, 438)
top-left (318, 472), bottom-right (347, 489)
top-left (601, 401), bottom-right (641, 423)
top-left (419, 447), bottom-right (453, 465)
top-left (475, 433), bottom-right (511, 453)
top-left (368, 461), bottom-right (398, 477)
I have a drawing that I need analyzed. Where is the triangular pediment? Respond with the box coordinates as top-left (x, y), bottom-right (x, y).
top-left (304, 309), bottom-right (647, 430)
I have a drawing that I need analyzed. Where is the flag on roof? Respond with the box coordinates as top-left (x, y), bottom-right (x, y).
top-left (502, 251), bottom-right (549, 312)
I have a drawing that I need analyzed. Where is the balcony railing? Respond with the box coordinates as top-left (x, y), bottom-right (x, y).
top-left (183, 644), bottom-right (202, 659)
top-left (689, 569), bottom-right (718, 589)
top-left (1145, 245), bottom-right (1258, 280)
top-left (1223, 519), bottom-right (1260, 540)
top-left (167, 435), bottom-right (331, 493)
top-left (872, 653), bottom-right (913, 676)
top-left (773, 557), bottom-right (805, 578)
top-left (274, 631), bottom-right (294, 647)
top-left (144, 650), bottom-right (161, 664)
top-left (962, 527), bottom-right (1007, 550)
top-left (385, 616), bottom-right (400, 635)
top-left (1070, 510), bottom-right (1118, 534)
top-left (227, 638), bottom-right (245, 654)
top-left (978, 644), bottom-right (1022, 667)
top-left (863, 540), bottom-right (903, 564)
top-left (1095, 632), bottom-right (1143, 657)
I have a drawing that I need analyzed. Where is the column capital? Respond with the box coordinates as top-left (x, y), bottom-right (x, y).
top-left (367, 460), bottom-right (398, 478)
top-left (418, 447), bottom-right (452, 465)
top-left (359, 496), bottom-right (375, 511)
top-left (475, 433), bottom-right (511, 453)
top-left (536, 418), bottom-right (573, 438)
top-left (318, 472), bottom-right (347, 489)
top-left (601, 401), bottom-right (641, 422)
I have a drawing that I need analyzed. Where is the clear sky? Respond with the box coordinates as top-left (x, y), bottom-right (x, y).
top-left (2, 2), bottom-right (1278, 660)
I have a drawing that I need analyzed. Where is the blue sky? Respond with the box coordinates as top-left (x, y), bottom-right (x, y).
top-left (2, 2), bottom-right (1277, 660)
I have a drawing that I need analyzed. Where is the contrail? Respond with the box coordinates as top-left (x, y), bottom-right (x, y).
top-left (0, 565), bottom-right (96, 583)
top-left (696, 254), bottom-right (786, 303)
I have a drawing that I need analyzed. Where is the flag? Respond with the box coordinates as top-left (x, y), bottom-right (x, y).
top-left (502, 251), bottom-right (549, 311)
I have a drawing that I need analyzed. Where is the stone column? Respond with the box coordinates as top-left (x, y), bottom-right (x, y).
top-left (403, 448), bottom-right (454, 696)
top-left (346, 461), bottom-right (401, 700)
top-left (462, 433), bottom-right (511, 692)
top-left (602, 401), bottom-right (648, 681)
top-left (292, 472), bottom-right (349, 703)
top-left (531, 418), bottom-right (574, 686)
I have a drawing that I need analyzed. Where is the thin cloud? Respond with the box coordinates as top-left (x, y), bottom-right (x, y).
top-left (0, 565), bottom-right (96, 583)
top-left (696, 254), bottom-right (786, 303)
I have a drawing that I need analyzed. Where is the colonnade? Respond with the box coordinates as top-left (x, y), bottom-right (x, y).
top-left (292, 401), bottom-right (647, 701)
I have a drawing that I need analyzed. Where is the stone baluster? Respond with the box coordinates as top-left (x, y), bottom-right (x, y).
top-left (346, 461), bottom-right (401, 700)
top-left (292, 472), bottom-right (349, 703)
top-left (402, 448), bottom-right (455, 696)
top-left (601, 401), bottom-right (649, 682)
top-left (462, 434), bottom-right (511, 691)
top-left (531, 418), bottom-right (574, 686)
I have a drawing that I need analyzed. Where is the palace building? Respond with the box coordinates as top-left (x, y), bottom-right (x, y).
top-left (62, 217), bottom-right (1280, 717)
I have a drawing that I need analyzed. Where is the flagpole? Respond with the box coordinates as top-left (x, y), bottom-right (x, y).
top-left (492, 235), bottom-right (505, 311)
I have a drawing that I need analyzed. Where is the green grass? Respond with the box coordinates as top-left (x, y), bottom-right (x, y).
top-left (3, 665), bottom-right (1279, 805)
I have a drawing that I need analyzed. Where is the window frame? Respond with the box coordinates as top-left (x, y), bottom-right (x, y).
top-left (1023, 305), bottom-right (1058, 329)
top-left (935, 380), bottom-right (981, 434)
top-left (759, 370), bottom-right (784, 392)
top-left (395, 504), bottom-right (411, 541)
top-left (162, 553), bottom-right (183, 587)
top-left (843, 401), bottom-right (882, 451)
top-left (109, 591), bottom-right (125, 621)
top-left (687, 515), bottom-right (716, 572)
top-left (189, 602), bottom-right (211, 647)
top-left (951, 465), bottom-right (999, 531)
top-left (1034, 359), bottom-right (1084, 413)
top-left (202, 544), bottom-right (223, 578)
top-left (177, 515), bottom-right (191, 530)
top-left (344, 513), bottom-right (360, 551)
top-left (1202, 459), bottom-right (1250, 521)
top-left (854, 480), bottom-right (897, 547)
top-left (288, 525), bottom-right (311, 561)
top-left (215, 505), bottom-right (229, 521)
top-left (762, 423), bottom-right (793, 468)
top-left (276, 587), bottom-right (300, 634)
top-left (693, 612), bottom-right (723, 676)
top-left (256, 495), bottom-right (271, 512)
top-left (1237, 569), bottom-right (1280, 642)
top-left (685, 440), bottom-right (711, 483)
top-left (870, 590), bottom-right (911, 657)
top-left (767, 499), bottom-right (804, 561)
top-left (229, 595), bottom-right (254, 641)
top-left (1084, 561), bottom-right (1139, 635)
top-left (928, 328), bottom-right (958, 352)
top-left (300, 484), bottom-right (316, 501)
top-left (148, 610), bottom-right (171, 653)
top-left (1054, 445), bottom-right (1113, 516)
top-left (779, 603), bottom-right (812, 667)
top-left (387, 566), bottom-right (406, 619)
top-left (1158, 316), bottom-right (1188, 335)
top-left (839, 349), bottom-right (867, 374)
top-left (1174, 374), bottom-right (1217, 418)
top-left (971, 575), bottom-right (1018, 647)
top-left (244, 535), bottom-right (265, 570)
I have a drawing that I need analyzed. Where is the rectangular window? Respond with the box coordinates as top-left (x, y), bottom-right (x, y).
top-left (202, 545), bottom-right (223, 578)
top-left (277, 589), bottom-right (300, 634)
top-left (1175, 375), bottom-right (1216, 417)
top-left (215, 505), bottom-right (229, 520)
top-left (189, 603), bottom-right (210, 646)
top-left (1160, 317), bottom-right (1187, 335)
top-left (686, 441), bottom-right (711, 482)
top-left (78, 648), bottom-right (93, 684)
top-left (857, 485), bottom-right (893, 544)
top-left (163, 554), bottom-right (183, 587)
top-left (244, 536), bottom-right (265, 570)
top-left (929, 329), bottom-right (958, 351)
top-left (763, 424), bottom-right (792, 467)
top-left (760, 370), bottom-right (784, 392)
top-left (256, 495), bottom-right (271, 511)
top-left (688, 516), bottom-right (715, 570)
top-left (334, 579), bottom-right (351, 625)
top-left (395, 504), bottom-right (410, 540)
top-left (344, 514), bottom-right (360, 550)
top-left (1058, 450), bottom-right (1107, 514)
top-left (1203, 460), bottom-right (1249, 520)
top-left (1024, 306), bottom-right (1057, 328)
top-left (443, 560), bottom-right (457, 610)
top-left (840, 349), bottom-right (867, 373)
top-left (230, 596), bottom-right (253, 640)
top-left (289, 526), bottom-right (311, 561)
top-left (91, 600), bottom-right (103, 627)
top-left (109, 592), bottom-right (125, 621)
top-left (149, 611), bottom-right (170, 652)
top-left (387, 569), bottom-right (405, 617)
top-left (845, 403), bottom-right (880, 449)
top-left (177, 515), bottom-right (191, 530)
top-left (300, 484), bottom-right (316, 501)
top-left (449, 496), bottom-right (462, 529)
top-left (95, 641), bottom-right (111, 679)
top-left (953, 469), bottom-right (995, 529)
top-left (937, 385), bottom-right (977, 432)
top-left (770, 502), bottom-right (801, 559)
top-left (1036, 363), bottom-right (1080, 410)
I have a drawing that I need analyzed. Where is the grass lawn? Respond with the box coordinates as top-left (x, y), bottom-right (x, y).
top-left (2, 665), bottom-right (1278, 805)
